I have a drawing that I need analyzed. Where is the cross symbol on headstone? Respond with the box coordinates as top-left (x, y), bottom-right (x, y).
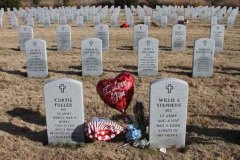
top-left (203, 40), bottom-right (207, 46)
top-left (59, 84), bottom-right (66, 93)
top-left (166, 84), bottom-right (173, 93)
top-left (147, 40), bottom-right (151, 45)
top-left (89, 41), bottom-right (93, 46)
top-left (33, 42), bottom-right (37, 47)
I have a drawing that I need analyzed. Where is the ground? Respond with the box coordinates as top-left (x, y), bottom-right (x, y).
top-left (0, 11), bottom-right (239, 160)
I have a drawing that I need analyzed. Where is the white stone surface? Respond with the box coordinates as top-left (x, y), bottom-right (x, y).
top-left (57, 25), bottom-right (72, 51)
top-left (44, 78), bottom-right (85, 144)
top-left (133, 24), bottom-right (148, 51)
top-left (192, 38), bottom-right (215, 77)
top-left (82, 38), bottom-right (103, 76)
top-left (25, 39), bottom-right (48, 78)
top-left (138, 38), bottom-right (159, 76)
top-left (210, 25), bottom-right (225, 52)
top-left (171, 24), bottom-right (186, 51)
top-left (95, 24), bottom-right (109, 51)
top-left (19, 26), bottom-right (34, 51)
top-left (149, 78), bottom-right (189, 149)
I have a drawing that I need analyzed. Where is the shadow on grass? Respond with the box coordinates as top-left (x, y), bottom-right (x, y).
top-left (104, 69), bottom-right (137, 75)
top-left (121, 65), bottom-right (137, 70)
top-left (69, 65), bottom-right (82, 70)
top-left (161, 65), bottom-right (192, 77)
top-left (49, 69), bottom-right (82, 76)
top-left (215, 66), bottom-right (240, 76)
top-left (0, 122), bottom-right (47, 144)
top-left (187, 125), bottom-right (240, 145)
top-left (47, 47), bottom-right (57, 51)
top-left (7, 107), bottom-right (46, 126)
top-left (159, 45), bottom-right (171, 51)
top-left (10, 48), bottom-right (20, 52)
top-left (117, 45), bottom-right (133, 51)
top-left (191, 114), bottom-right (240, 126)
top-left (0, 68), bottom-right (27, 77)
top-left (186, 45), bottom-right (194, 49)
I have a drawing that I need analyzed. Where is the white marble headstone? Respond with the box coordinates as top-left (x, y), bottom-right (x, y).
top-left (111, 16), bottom-right (118, 27)
top-left (59, 14), bottom-right (67, 25)
top-left (77, 16), bottom-right (84, 27)
top-left (81, 38), bottom-right (103, 76)
top-left (25, 39), bottom-right (48, 78)
top-left (43, 15), bottom-right (51, 28)
top-left (57, 25), bottom-right (72, 51)
top-left (0, 15), bottom-right (2, 28)
top-left (138, 38), bottom-right (159, 76)
top-left (210, 25), bottom-right (224, 53)
top-left (44, 78), bottom-right (85, 144)
top-left (172, 13), bottom-right (177, 25)
top-left (10, 14), bottom-right (18, 28)
top-left (95, 24), bottom-right (109, 51)
top-left (19, 26), bottom-right (34, 51)
top-left (161, 15), bottom-right (168, 28)
top-left (149, 78), bottom-right (189, 149)
top-left (171, 24), bottom-right (186, 51)
top-left (144, 16), bottom-right (151, 26)
top-left (192, 38), bottom-right (215, 77)
top-left (27, 16), bottom-right (34, 27)
top-left (94, 15), bottom-right (101, 26)
top-left (227, 16), bottom-right (234, 29)
top-left (133, 24), bottom-right (148, 51)
top-left (211, 16), bottom-right (218, 26)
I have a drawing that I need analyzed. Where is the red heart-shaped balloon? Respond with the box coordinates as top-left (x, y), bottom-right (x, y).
top-left (96, 72), bottom-right (134, 117)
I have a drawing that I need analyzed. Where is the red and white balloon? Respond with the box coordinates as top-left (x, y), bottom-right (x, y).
top-left (85, 118), bottom-right (124, 141)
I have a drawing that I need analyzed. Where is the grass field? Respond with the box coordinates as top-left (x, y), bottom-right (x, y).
top-left (0, 11), bottom-right (239, 159)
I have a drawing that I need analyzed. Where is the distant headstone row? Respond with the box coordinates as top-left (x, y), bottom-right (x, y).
top-left (3, 5), bottom-right (238, 29)
top-left (19, 22), bottom-right (225, 78)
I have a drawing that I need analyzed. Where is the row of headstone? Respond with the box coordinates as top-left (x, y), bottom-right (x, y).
top-left (24, 36), bottom-right (217, 79)
top-left (110, 7), bottom-right (120, 27)
top-left (24, 37), bottom-right (103, 78)
top-left (44, 76), bottom-right (189, 148)
top-left (133, 23), bottom-right (186, 53)
top-left (8, 11), bottom-right (18, 28)
top-left (6, 5), bottom-right (238, 30)
top-left (56, 23), bottom-right (109, 51)
top-left (135, 24), bottom-right (223, 78)
top-left (125, 6), bottom-right (134, 27)
top-left (18, 23), bottom-right (108, 53)
top-left (21, 22), bottom-right (223, 78)
top-left (8, 5), bottom-right (117, 28)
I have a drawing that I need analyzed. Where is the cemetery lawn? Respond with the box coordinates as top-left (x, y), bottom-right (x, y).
top-left (0, 12), bottom-right (240, 159)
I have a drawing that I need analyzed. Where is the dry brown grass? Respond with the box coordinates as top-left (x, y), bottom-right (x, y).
top-left (225, 0), bottom-right (240, 7)
top-left (0, 10), bottom-right (239, 159)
